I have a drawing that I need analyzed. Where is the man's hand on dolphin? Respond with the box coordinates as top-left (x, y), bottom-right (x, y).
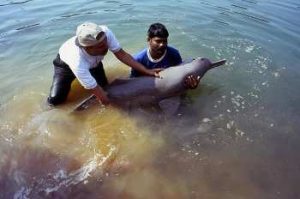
top-left (151, 68), bottom-right (164, 78)
top-left (92, 86), bottom-right (110, 106)
top-left (183, 75), bottom-right (200, 89)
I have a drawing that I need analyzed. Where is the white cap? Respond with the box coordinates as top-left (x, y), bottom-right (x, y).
top-left (75, 22), bottom-right (105, 47)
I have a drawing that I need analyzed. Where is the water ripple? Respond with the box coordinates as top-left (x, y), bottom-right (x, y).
top-left (119, 3), bottom-right (132, 7)
top-left (231, 4), bottom-right (248, 10)
top-left (0, 0), bottom-right (33, 7)
top-left (60, 13), bottom-right (80, 18)
top-left (15, 23), bottom-right (40, 31)
top-left (105, 0), bottom-right (119, 3)
top-left (241, 0), bottom-right (257, 3)
top-left (233, 11), bottom-right (270, 23)
top-left (214, 20), bottom-right (230, 26)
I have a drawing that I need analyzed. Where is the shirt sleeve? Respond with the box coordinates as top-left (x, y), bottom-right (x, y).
top-left (65, 53), bottom-right (98, 89)
top-left (71, 62), bottom-right (98, 89)
top-left (59, 37), bottom-right (98, 89)
top-left (105, 28), bottom-right (121, 53)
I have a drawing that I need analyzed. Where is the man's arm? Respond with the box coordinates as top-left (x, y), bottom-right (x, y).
top-left (114, 49), bottom-right (161, 77)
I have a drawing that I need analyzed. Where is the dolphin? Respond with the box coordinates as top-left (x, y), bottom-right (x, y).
top-left (73, 57), bottom-right (226, 112)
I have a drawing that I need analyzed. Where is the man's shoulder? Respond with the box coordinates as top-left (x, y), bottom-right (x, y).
top-left (59, 37), bottom-right (83, 67)
top-left (166, 46), bottom-right (181, 60)
top-left (60, 37), bottom-right (78, 51)
top-left (166, 46), bottom-right (182, 65)
top-left (167, 46), bottom-right (180, 54)
top-left (98, 25), bottom-right (107, 31)
top-left (98, 25), bottom-right (119, 41)
top-left (100, 25), bottom-right (112, 36)
top-left (100, 25), bottom-right (121, 52)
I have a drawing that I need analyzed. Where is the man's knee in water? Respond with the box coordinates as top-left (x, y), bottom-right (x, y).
top-left (47, 83), bottom-right (72, 105)
top-left (47, 94), bottom-right (67, 106)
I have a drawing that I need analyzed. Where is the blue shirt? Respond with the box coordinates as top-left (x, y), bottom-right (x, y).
top-left (130, 46), bottom-right (182, 77)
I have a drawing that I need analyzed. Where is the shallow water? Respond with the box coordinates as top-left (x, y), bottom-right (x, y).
top-left (1, 0), bottom-right (300, 198)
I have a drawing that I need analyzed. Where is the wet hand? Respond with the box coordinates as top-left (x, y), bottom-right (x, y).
top-left (150, 68), bottom-right (164, 78)
top-left (98, 94), bottom-right (110, 106)
top-left (183, 75), bottom-right (200, 89)
top-left (100, 99), bottom-right (110, 106)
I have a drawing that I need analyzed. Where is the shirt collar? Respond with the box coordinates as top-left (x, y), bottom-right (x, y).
top-left (147, 48), bottom-right (167, 63)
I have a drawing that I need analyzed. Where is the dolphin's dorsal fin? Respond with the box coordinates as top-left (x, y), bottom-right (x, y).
top-left (158, 96), bottom-right (181, 115)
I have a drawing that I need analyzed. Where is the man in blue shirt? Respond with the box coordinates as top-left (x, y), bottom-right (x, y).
top-left (130, 23), bottom-right (199, 89)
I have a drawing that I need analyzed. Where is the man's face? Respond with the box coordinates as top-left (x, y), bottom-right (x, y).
top-left (148, 37), bottom-right (168, 57)
top-left (83, 36), bottom-right (108, 56)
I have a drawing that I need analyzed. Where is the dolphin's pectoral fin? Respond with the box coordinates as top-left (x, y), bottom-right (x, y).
top-left (158, 96), bottom-right (181, 115)
top-left (109, 78), bottom-right (132, 86)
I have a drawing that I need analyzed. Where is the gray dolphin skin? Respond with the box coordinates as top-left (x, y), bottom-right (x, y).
top-left (73, 58), bottom-right (226, 112)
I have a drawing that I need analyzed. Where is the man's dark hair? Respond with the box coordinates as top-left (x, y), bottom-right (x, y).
top-left (147, 23), bottom-right (169, 38)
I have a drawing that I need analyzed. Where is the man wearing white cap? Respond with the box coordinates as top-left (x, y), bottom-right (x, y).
top-left (48, 22), bottom-right (161, 106)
